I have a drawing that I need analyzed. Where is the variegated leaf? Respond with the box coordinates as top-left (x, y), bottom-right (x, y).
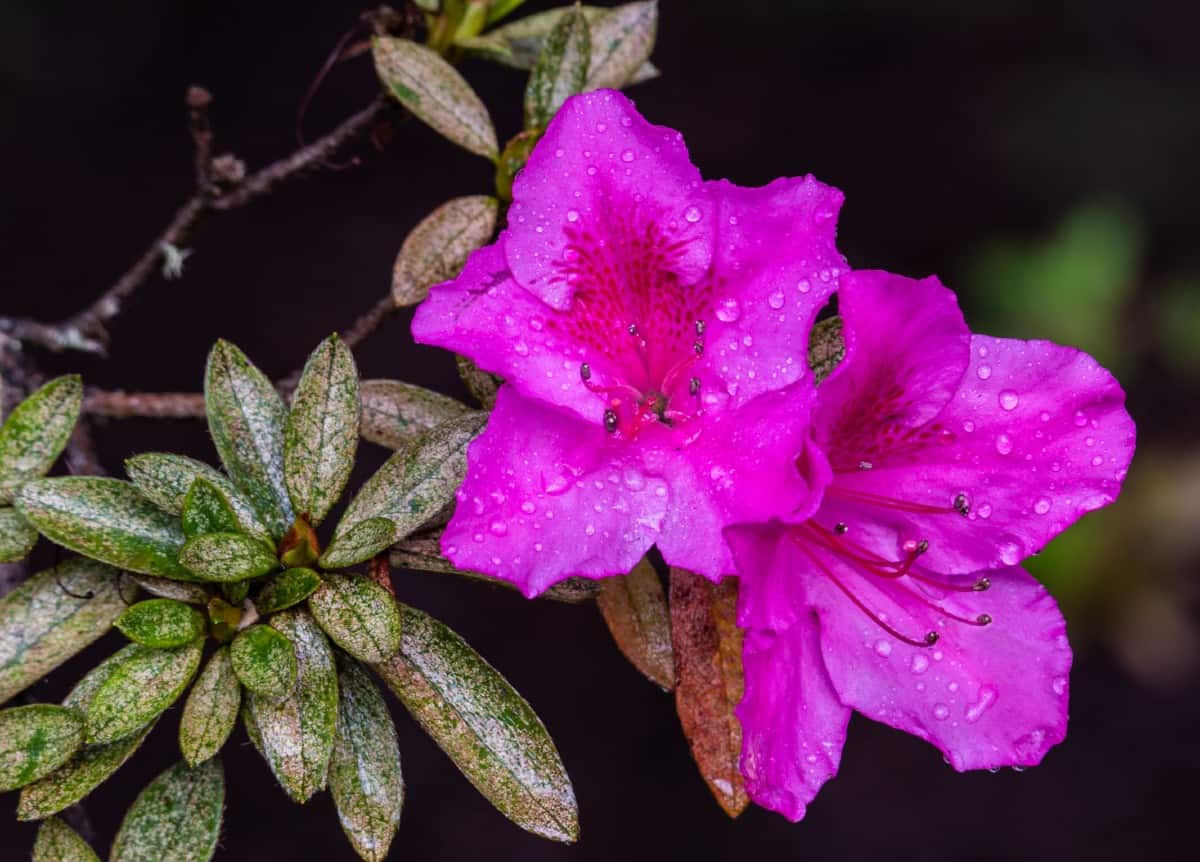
top-left (525, 6), bottom-right (590, 129)
top-left (83, 640), bottom-right (203, 745)
top-left (115, 599), bottom-right (207, 648)
top-left (231, 624), bottom-right (297, 703)
top-left (179, 646), bottom-right (240, 767)
top-left (0, 703), bottom-right (85, 792)
top-left (178, 532), bottom-right (279, 583)
top-left (0, 505), bottom-right (37, 562)
top-left (32, 817), bottom-right (100, 862)
top-left (596, 557), bottom-right (673, 690)
top-left (110, 759), bottom-right (224, 862)
top-left (308, 574), bottom-right (402, 663)
top-left (0, 376), bottom-right (82, 505)
top-left (585, 1), bottom-right (658, 90)
top-left (253, 567), bottom-right (322, 615)
top-left (359, 379), bottom-right (470, 451)
top-left (392, 196), bottom-right (498, 308)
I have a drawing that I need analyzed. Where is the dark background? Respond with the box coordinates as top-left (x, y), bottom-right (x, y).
top-left (2, 1), bottom-right (1198, 859)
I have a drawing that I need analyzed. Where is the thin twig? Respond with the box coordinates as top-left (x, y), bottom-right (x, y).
top-left (84, 390), bottom-right (205, 419)
top-left (278, 291), bottom-right (399, 392)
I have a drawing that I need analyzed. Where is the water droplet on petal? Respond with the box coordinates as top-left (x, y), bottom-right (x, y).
top-left (977, 365), bottom-right (993, 380)
top-left (962, 420), bottom-right (975, 432)
top-left (621, 149), bottom-right (635, 162)
top-left (995, 433), bottom-right (1014, 455)
top-left (933, 704), bottom-right (950, 721)
top-left (977, 503), bottom-right (993, 519)
top-left (797, 279), bottom-right (811, 293)
top-left (1034, 497), bottom-right (1051, 515)
top-left (874, 639), bottom-right (893, 657)
top-left (1052, 676), bottom-right (1068, 695)
top-left (489, 520), bottom-right (508, 536)
top-left (1091, 455), bottom-right (1104, 467)
top-left (684, 206), bottom-right (702, 223)
top-left (768, 290), bottom-right (785, 309)
top-left (998, 537), bottom-right (1023, 565)
top-left (999, 390), bottom-right (1020, 411)
top-left (566, 209), bottom-right (580, 223)
top-left (910, 654), bottom-right (930, 674)
top-left (965, 686), bottom-right (998, 723)
top-left (1074, 410), bottom-right (1088, 427)
top-left (715, 298), bottom-right (741, 322)
top-left (520, 501), bottom-right (536, 515)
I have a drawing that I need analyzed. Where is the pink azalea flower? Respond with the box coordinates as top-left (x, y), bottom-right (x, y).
top-left (726, 270), bottom-right (1136, 820)
top-left (412, 90), bottom-right (845, 595)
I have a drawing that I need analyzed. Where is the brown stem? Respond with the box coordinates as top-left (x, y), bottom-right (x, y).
top-left (84, 390), bottom-right (205, 420)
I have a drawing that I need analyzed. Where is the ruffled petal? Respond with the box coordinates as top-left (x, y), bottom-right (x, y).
top-left (412, 239), bottom-right (606, 424)
top-left (698, 176), bottom-right (847, 409)
top-left (737, 621), bottom-right (850, 822)
top-left (651, 381), bottom-right (831, 579)
top-left (506, 89), bottom-right (712, 309)
top-left (441, 386), bottom-right (669, 597)
top-left (807, 560), bottom-right (1072, 772)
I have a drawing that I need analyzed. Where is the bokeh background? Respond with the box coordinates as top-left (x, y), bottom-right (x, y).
top-left (2, 0), bottom-right (1197, 858)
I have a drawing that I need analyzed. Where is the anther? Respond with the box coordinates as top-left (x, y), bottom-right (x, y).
top-left (579, 362), bottom-right (592, 381)
top-left (693, 339), bottom-right (704, 356)
top-left (976, 613), bottom-right (992, 625)
top-left (953, 493), bottom-right (970, 516)
top-left (972, 577), bottom-right (991, 591)
top-left (603, 409), bottom-right (618, 433)
top-left (915, 539), bottom-right (929, 555)
top-left (858, 460), bottom-right (874, 471)
top-left (695, 320), bottom-right (706, 335)
top-left (689, 377), bottom-right (701, 396)
top-left (627, 324), bottom-right (639, 336)
top-left (834, 522), bottom-right (848, 535)
top-left (924, 631), bottom-right (940, 645)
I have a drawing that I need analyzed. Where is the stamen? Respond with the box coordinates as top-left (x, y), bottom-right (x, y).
top-left (693, 339), bottom-right (704, 356)
top-left (579, 362), bottom-right (591, 381)
top-left (858, 460), bottom-right (874, 470)
top-left (603, 409), bottom-right (618, 433)
top-left (689, 376), bottom-right (701, 396)
top-left (834, 522), bottom-right (848, 535)
top-left (695, 320), bottom-right (706, 335)
top-left (827, 486), bottom-right (961, 515)
top-left (954, 493), bottom-right (970, 516)
top-left (973, 577), bottom-right (991, 591)
top-left (976, 613), bottom-right (992, 625)
top-left (792, 533), bottom-right (940, 648)
top-left (627, 324), bottom-right (639, 336)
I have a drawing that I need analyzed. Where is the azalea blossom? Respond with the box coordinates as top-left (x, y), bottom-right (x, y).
top-left (412, 90), bottom-right (845, 595)
top-left (726, 270), bottom-right (1137, 820)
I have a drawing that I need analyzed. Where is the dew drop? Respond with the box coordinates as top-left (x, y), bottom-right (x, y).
top-left (1052, 676), bottom-right (1067, 696)
top-left (1091, 455), bottom-right (1104, 467)
top-left (995, 433), bottom-right (1014, 455)
top-left (768, 290), bottom-right (785, 309)
top-left (998, 390), bottom-right (1020, 411)
top-left (513, 341), bottom-right (529, 356)
top-left (998, 537), bottom-right (1022, 565)
top-left (622, 469), bottom-right (646, 491)
top-left (797, 279), bottom-right (811, 293)
top-left (977, 365), bottom-right (993, 380)
top-left (621, 148), bottom-right (635, 162)
top-left (584, 524), bottom-right (596, 537)
top-left (520, 501), bottom-right (536, 515)
top-left (489, 520), bottom-right (508, 536)
top-left (962, 420), bottom-right (975, 432)
top-left (566, 209), bottom-right (580, 223)
top-left (965, 686), bottom-right (998, 723)
top-left (1073, 410), bottom-right (1088, 427)
top-left (874, 639), bottom-right (893, 657)
top-left (1034, 497), bottom-right (1051, 515)
top-left (1040, 411), bottom-right (1051, 422)
top-left (933, 704), bottom-right (950, 721)
top-left (684, 206), bottom-right (702, 223)
top-left (910, 654), bottom-right (930, 675)
top-left (715, 298), bottom-right (741, 322)
top-left (977, 503), bottom-right (993, 519)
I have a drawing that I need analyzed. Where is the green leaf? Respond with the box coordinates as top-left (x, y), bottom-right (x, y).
top-left (115, 599), bottom-right (207, 648)
top-left (486, 0), bottom-right (527, 24)
top-left (83, 640), bottom-right (203, 744)
top-left (596, 557), bottom-right (673, 690)
top-left (33, 817), bottom-right (100, 862)
top-left (308, 574), bottom-right (402, 663)
top-left (204, 340), bottom-right (294, 539)
top-left (372, 36), bottom-right (498, 159)
top-left (390, 532), bottom-right (599, 603)
top-left (178, 532), bottom-right (279, 582)
top-left (128, 574), bottom-right (210, 605)
top-left (459, 6), bottom-right (602, 68)
top-left (230, 624), bottom-right (297, 703)
top-left (181, 477), bottom-right (242, 538)
top-left (0, 505), bottom-right (37, 562)
top-left (808, 316), bottom-right (845, 385)
top-left (16, 477), bottom-right (192, 579)
top-left (242, 609), bottom-right (338, 802)
top-left (110, 759), bottom-right (224, 862)
top-left (373, 603), bottom-right (578, 842)
top-left (18, 719), bottom-right (158, 820)
top-left (319, 517), bottom-right (396, 569)
top-left (330, 658), bottom-right (403, 862)
top-left (0, 703), bottom-right (85, 792)
top-left (179, 646), bottom-right (240, 767)
top-left (333, 412), bottom-right (487, 549)
top-left (253, 567), bottom-right (322, 615)
top-left (584, 1), bottom-right (657, 90)
top-left (455, 355), bottom-right (502, 409)
top-left (0, 375), bottom-right (82, 505)
top-left (285, 335), bottom-right (360, 526)
top-left (0, 558), bottom-right (127, 706)
top-left (125, 452), bottom-right (272, 544)
top-left (360, 379), bottom-right (471, 450)
top-left (525, 4), bottom-right (590, 129)
top-left (392, 196), bottom-right (499, 308)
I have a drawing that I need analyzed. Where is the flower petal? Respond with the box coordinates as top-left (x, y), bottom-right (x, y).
top-left (698, 176), bottom-right (846, 408)
top-left (412, 239), bottom-right (606, 423)
top-left (652, 381), bottom-right (830, 579)
top-left (506, 89), bottom-right (712, 309)
top-left (738, 616), bottom-right (850, 821)
top-left (808, 561), bottom-right (1072, 772)
top-left (441, 386), bottom-right (668, 597)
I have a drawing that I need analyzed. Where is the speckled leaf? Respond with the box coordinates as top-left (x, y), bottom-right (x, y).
top-left (33, 816), bottom-right (100, 862)
top-left (330, 658), bottom-right (403, 862)
top-left (128, 574), bottom-right (209, 605)
top-left (809, 315), bottom-right (845, 385)
top-left (390, 532), bottom-right (599, 603)
top-left (392, 196), bottom-right (498, 308)
top-left (179, 532), bottom-right (279, 583)
top-left (455, 355), bottom-right (502, 409)
top-left (309, 574), bottom-right (402, 663)
top-left (525, 5), bottom-right (589, 129)
top-left (319, 517), bottom-right (396, 569)
top-left (0, 704), bottom-right (84, 792)
top-left (179, 647), bottom-right (240, 767)
top-left (0, 558), bottom-right (126, 705)
top-left (230, 624), bottom-right (297, 703)
top-left (669, 568), bottom-right (747, 818)
top-left (373, 603), bottom-right (577, 842)
top-left (0, 376), bottom-right (82, 505)
top-left (15, 477), bottom-right (191, 579)
top-left (487, 0), bottom-right (527, 24)
top-left (115, 599), bottom-right (207, 648)
top-left (0, 505), bottom-right (37, 562)
top-left (181, 478), bottom-right (242, 538)
top-left (334, 413), bottom-right (486, 548)
top-left (243, 609), bottom-right (337, 802)
top-left (597, 557), bottom-right (673, 690)
top-left (253, 567), bottom-right (322, 615)
top-left (372, 37), bottom-right (498, 159)
top-left (204, 340), bottom-right (294, 538)
top-left (84, 640), bottom-right (202, 745)
top-left (585, 1), bottom-right (657, 90)
top-left (459, 6), bottom-right (605, 68)
top-left (125, 453), bottom-right (272, 544)
top-left (359, 380), bottom-right (470, 451)
top-left (109, 759), bottom-right (224, 862)
top-left (18, 718), bottom-right (158, 820)
top-left (285, 335), bottom-right (360, 526)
